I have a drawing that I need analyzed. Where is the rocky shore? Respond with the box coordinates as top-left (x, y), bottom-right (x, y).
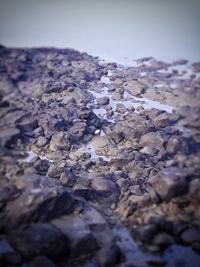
top-left (0, 46), bottom-right (200, 267)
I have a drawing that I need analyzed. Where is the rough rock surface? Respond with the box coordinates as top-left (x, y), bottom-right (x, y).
top-left (0, 46), bottom-right (200, 266)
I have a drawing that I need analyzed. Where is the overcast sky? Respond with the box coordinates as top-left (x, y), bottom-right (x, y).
top-left (0, 0), bottom-right (200, 63)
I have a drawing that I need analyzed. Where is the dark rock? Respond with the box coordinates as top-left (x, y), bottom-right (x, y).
top-left (149, 167), bottom-right (188, 201)
top-left (2, 251), bottom-right (22, 265)
top-left (29, 256), bottom-right (57, 267)
top-left (17, 117), bottom-right (38, 132)
top-left (152, 232), bottom-right (175, 249)
top-left (181, 228), bottom-right (200, 244)
top-left (34, 159), bottom-right (50, 176)
top-left (73, 184), bottom-right (96, 200)
top-left (60, 167), bottom-right (77, 187)
top-left (8, 223), bottom-right (69, 260)
top-left (0, 128), bottom-right (20, 147)
top-left (51, 215), bottom-right (98, 257)
top-left (136, 224), bottom-right (158, 242)
top-left (96, 243), bottom-right (121, 267)
top-left (5, 174), bottom-right (75, 226)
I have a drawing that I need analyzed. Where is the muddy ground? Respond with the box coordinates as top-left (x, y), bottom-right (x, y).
top-left (0, 46), bottom-right (200, 267)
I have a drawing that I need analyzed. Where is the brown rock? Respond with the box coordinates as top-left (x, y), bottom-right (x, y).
top-left (149, 167), bottom-right (188, 201)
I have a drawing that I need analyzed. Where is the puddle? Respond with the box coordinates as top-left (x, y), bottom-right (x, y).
top-left (163, 244), bottom-right (200, 267)
top-left (18, 150), bottom-right (54, 163)
top-left (113, 224), bottom-right (158, 266)
top-left (89, 70), bottom-right (175, 126)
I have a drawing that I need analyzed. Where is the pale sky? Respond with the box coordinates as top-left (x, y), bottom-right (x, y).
top-left (0, 0), bottom-right (200, 63)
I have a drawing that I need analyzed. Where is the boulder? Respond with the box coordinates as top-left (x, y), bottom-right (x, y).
top-left (5, 174), bottom-right (75, 226)
top-left (149, 167), bottom-right (188, 201)
top-left (140, 132), bottom-right (164, 151)
top-left (51, 215), bottom-right (98, 257)
top-left (8, 223), bottom-right (69, 260)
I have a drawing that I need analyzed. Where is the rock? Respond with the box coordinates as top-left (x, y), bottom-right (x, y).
top-left (112, 91), bottom-right (122, 100)
top-left (73, 184), bottom-right (96, 200)
top-left (69, 121), bottom-right (86, 142)
top-left (8, 223), bottom-right (69, 260)
top-left (153, 232), bottom-right (175, 249)
top-left (136, 224), bottom-right (158, 242)
top-left (0, 127), bottom-right (20, 147)
top-left (140, 146), bottom-right (159, 156)
top-left (124, 80), bottom-right (147, 96)
top-left (47, 164), bottom-right (63, 178)
top-left (2, 251), bottom-right (22, 265)
top-left (166, 136), bottom-right (182, 154)
top-left (149, 167), bottom-right (188, 201)
top-left (0, 238), bottom-right (21, 265)
top-left (153, 112), bottom-right (179, 128)
top-left (91, 176), bottom-right (117, 196)
top-left (5, 174), bottom-right (75, 226)
top-left (82, 206), bottom-right (107, 231)
top-left (91, 136), bottom-right (110, 150)
top-left (96, 243), bottom-right (121, 267)
top-left (139, 132), bottom-right (164, 151)
top-left (29, 256), bottom-right (57, 267)
top-left (116, 178), bottom-right (129, 193)
top-left (36, 136), bottom-right (47, 147)
top-left (97, 96), bottom-right (110, 105)
top-left (34, 159), bottom-right (50, 176)
top-left (181, 228), bottom-right (200, 244)
top-left (188, 179), bottom-right (200, 204)
top-left (49, 132), bottom-right (70, 152)
top-left (17, 117), bottom-right (38, 132)
top-left (51, 215), bottom-right (98, 257)
top-left (60, 169), bottom-right (76, 187)
top-left (111, 131), bottom-right (124, 144)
